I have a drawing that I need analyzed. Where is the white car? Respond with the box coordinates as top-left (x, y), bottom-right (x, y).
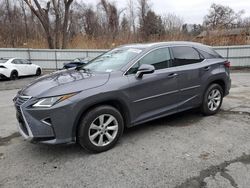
top-left (0, 58), bottom-right (41, 80)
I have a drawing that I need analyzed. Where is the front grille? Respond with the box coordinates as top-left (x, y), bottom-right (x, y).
top-left (16, 112), bottom-right (29, 135)
top-left (14, 95), bottom-right (31, 137)
top-left (15, 96), bottom-right (30, 114)
top-left (16, 96), bottom-right (30, 106)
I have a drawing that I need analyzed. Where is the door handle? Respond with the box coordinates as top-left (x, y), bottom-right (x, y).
top-left (168, 73), bottom-right (178, 78)
top-left (204, 66), bottom-right (211, 71)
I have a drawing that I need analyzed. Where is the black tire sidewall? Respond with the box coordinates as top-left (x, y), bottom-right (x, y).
top-left (10, 71), bottom-right (18, 80)
top-left (201, 84), bottom-right (223, 115)
top-left (36, 69), bottom-right (41, 76)
top-left (78, 106), bottom-right (124, 153)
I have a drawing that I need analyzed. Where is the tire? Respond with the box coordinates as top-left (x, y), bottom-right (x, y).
top-left (77, 105), bottom-right (124, 153)
top-left (201, 84), bottom-right (223, 115)
top-left (10, 71), bottom-right (18, 80)
top-left (36, 68), bottom-right (41, 76)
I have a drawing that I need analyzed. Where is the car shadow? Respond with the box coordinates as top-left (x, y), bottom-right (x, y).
top-left (22, 109), bottom-right (204, 158)
top-left (0, 75), bottom-right (40, 82)
top-left (123, 109), bottom-right (204, 137)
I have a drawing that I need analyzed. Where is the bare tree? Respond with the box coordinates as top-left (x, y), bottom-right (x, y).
top-left (99, 0), bottom-right (124, 40)
top-left (127, 0), bottom-right (136, 34)
top-left (62, 0), bottom-right (74, 49)
top-left (137, 0), bottom-right (150, 39)
top-left (19, 0), bottom-right (29, 40)
top-left (23, 0), bottom-right (73, 49)
top-left (162, 13), bottom-right (183, 33)
top-left (138, 0), bottom-right (150, 28)
top-left (23, 0), bottom-right (54, 48)
top-left (203, 3), bottom-right (244, 29)
top-left (83, 6), bottom-right (101, 37)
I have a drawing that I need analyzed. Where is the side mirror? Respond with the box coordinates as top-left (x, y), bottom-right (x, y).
top-left (27, 61), bottom-right (32, 65)
top-left (135, 64), bottom-right (155, 78)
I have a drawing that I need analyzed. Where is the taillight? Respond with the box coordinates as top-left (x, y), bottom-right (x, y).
top-left (0, 65), bottom-right (6, 68)
top-left (224, 61), bottom-right (231, 68)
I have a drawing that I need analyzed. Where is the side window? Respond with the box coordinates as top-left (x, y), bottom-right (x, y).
top-left (127, 62), bottom-right (140, 75)
top-left (20, 59), bottom-right (30, 64)
top-left (12, 59), bottom-right (22, 64)
top-left (171, 46), bottom-right (203, 67)
top-left (196, 48), bottom-right (221, 59)
top-left (126, 47), bottom-right (171, 75)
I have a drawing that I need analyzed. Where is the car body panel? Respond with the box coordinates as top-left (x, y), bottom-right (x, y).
top-left (20, 69), bottom-right (110, 97)
top-left (125, 67), bottom-right (179, 125)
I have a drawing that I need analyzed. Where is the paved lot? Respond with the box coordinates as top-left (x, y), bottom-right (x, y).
top-left (0, 72), bottom-right (250, 188)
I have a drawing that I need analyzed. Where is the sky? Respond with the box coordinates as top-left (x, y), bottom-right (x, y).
top-left (83, 0), bottom-right (250, 24)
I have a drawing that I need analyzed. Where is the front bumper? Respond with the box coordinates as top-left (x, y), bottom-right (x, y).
top-left (14, 95), bottom-right (76, 144)
top-left (0, 73), bottom-right (8, 79)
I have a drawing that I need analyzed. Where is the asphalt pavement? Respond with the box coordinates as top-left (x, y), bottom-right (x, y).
top-left (0, 72), bottom-right (250, 188)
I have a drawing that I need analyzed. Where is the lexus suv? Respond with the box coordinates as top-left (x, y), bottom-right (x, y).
top-left (13, 42), bottom-right (231, 153)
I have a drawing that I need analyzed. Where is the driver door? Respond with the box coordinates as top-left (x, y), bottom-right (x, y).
top-left (125, 47), bottom-right (179, 125)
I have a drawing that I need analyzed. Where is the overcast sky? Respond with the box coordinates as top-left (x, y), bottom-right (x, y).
top-left (84, 0), bottom-right (250, 24)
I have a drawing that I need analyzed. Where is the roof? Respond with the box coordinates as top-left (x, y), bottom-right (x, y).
top-left (119, 41), bottom-right (212, 49)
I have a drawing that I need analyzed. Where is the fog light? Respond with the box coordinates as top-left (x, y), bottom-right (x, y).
top-left (41, 118), bottom-right (52, 126)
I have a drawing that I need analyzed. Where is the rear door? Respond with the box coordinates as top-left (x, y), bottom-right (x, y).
top-left (125, 47), bottom-right (179, 125)
top-left (12, 59), bottom-right (27, 76)
top-left (170, 46), bottom-right (205, 110)
top-left (21, 59), bottom-right (36, 75)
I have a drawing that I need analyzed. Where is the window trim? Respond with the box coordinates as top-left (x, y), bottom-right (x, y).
top-left (124, 46), bottom-right (172, 76)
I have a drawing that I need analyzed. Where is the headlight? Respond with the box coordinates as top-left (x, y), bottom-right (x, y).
top-left (32, 93), bottom-right (77, 108)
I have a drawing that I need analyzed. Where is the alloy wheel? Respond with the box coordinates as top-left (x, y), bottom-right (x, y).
top-left (207, 89), bottom-right (222, 111)
top-left (88, 114), bottom-right (118, 147)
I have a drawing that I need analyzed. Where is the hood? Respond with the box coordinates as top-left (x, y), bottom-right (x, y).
top-left (20, 69), bottom-right (110, 97)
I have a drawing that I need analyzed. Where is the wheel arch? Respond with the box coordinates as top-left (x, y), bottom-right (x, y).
top-left (206, 79), bottom-right (226, 96)
top-left (72, 98), bottom-right (131, 139)
top-left (10, 69), bottom-right (18, 77)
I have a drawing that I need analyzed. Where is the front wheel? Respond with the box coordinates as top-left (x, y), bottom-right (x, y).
top-left (10, 71), bottom-right (18, 80)
top-left (36, 68), bottom-right (41, 76)
top-left (77, 105), bottom-right (124, 153)
top-left (201, 84), bottom-right (223, 115)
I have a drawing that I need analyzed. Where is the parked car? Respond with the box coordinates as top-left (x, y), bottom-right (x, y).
top-left (63, 57), bottom-right (92, 69)
top-left (0, 58), bottom-right (41, 80)
top-left (14, 42), bottom-right (231, 153)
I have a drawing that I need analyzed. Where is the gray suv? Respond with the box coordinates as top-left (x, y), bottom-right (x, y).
top-left (14, 42), bottom-right (231, 153)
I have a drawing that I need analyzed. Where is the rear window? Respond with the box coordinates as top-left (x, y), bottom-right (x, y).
top-left (196, 47), bottom-right (222, 59)
top-left (171, 46), bottom-right (203, 67)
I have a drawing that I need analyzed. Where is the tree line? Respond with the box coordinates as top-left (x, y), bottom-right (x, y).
top-left (0, 0), bottom-right (250, 49)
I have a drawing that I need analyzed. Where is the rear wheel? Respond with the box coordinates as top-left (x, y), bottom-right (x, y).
top-left (201, 84), bottom-right (223, 115)
top-left (36, 68), bottom-right (41, 76)
top-left (10, 71), bottom-right (18, 80)
top-left (77, 105), bottom-right (124, 153)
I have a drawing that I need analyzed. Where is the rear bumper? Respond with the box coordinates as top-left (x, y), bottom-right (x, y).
top-left (224, 78), bottom-right (231, 96)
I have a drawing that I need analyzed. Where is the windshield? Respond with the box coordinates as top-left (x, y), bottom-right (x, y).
top-left (83, 47), bottom-right (143, 72)
top-left (0, 59), bottom-right (7, 64)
